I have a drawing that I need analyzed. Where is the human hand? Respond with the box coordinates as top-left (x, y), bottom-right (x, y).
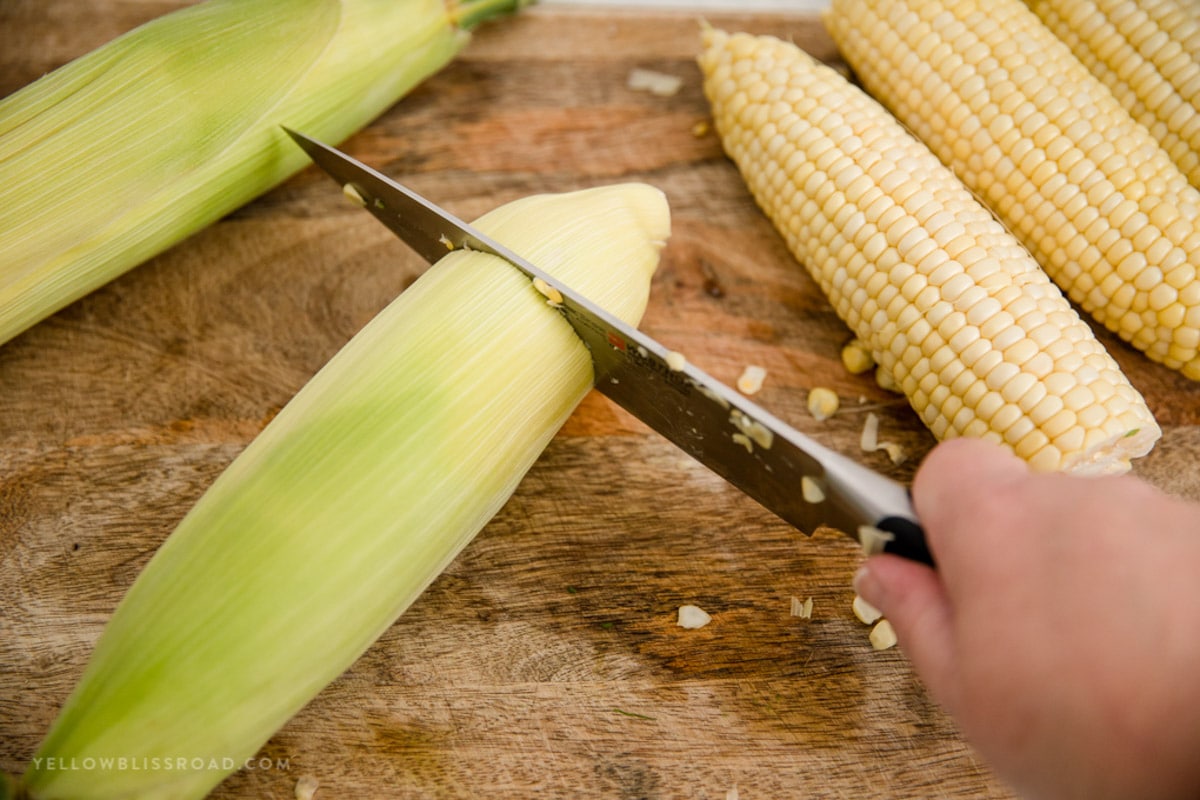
top-left (854, 437), bottom-right (1200, 800)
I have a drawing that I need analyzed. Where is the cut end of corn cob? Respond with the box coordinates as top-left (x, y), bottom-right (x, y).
top-left (824, 0), bottom-right (1200, 381)
top-left (21, 183), bottom-right (669, 800)
top-left (699, 28), bottom-right (1160, 474)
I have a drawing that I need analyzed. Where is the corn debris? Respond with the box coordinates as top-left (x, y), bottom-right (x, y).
top-left (807, 387), bottom-right (840, 421)
top-left (870, 619), bottom-right (899, 650)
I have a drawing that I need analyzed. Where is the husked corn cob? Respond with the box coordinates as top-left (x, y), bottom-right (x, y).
top-left (698, 28), bottom-right (1159, 474)
top-left (17, 184), bottom-right (670, 800)
top-left (1029, 0), bottom-right (1200, 188)
top-left (825, 0), bottom-right (1200, 380)
top-left (0, 0), bottom-right (526, 348)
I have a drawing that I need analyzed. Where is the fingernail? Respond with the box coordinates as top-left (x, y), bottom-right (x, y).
top-left (853, 564), bottom-right (886, 611)
top-left (852, 565), bottom-right (871, 596)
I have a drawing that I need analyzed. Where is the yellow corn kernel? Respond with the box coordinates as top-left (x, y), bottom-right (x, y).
top-left (841, 338), bottom-right (877, 374)
top-left (870, 619), bottom-right (899, 650)
top-left (736, 363), bottom-right (768, 394)
top-left (853, 594), bottom-right (884, 625)
top-left (807, 386), bottom-right (841, 421)
top-left (698, 28), bottom-right (1159, 474)
top-left (825, 0), bottom-right (1200, 380)
top-left (875, 364), bottom-right (902, 393)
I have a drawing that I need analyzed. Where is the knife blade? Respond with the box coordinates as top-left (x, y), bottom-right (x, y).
top-left (284, 127), bottom-right (932, 565)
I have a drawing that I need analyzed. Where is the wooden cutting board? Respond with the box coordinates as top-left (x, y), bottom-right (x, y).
top-left (1, 3), bottom-right (1197, 798)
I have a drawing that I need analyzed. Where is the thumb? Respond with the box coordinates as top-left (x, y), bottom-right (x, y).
top-left (911, 436), bottom-right (1030, 569)
top-left (855, 554), bottom-right (958, 705)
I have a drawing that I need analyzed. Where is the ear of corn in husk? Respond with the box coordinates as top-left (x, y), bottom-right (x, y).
top-left (824, 0), bottom-right (1200, 380)
top-left (698, 27), bottom-right (1159, 474)
top-left (1027, 0), bottom-right (1200, 190)
top-left (0, 0), bottom-right (528, 348)
top-left (17, 183), bottom-right (670, 800)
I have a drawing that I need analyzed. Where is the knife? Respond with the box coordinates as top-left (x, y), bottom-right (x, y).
top-left (283, 127), bottom-right (932, 565)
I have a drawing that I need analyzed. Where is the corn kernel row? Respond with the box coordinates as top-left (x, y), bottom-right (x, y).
top-left (1029, 0), bottom-right (1200, 189)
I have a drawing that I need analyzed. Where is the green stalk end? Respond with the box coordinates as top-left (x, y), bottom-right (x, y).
top-left (450, 0), bottom-right (535, 31)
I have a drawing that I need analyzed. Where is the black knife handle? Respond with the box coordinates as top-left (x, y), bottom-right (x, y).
top-left (875, 513), bottom-right (934, 566)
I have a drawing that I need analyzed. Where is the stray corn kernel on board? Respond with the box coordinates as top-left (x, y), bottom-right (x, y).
top-left (1, 3), bottom-right (1198, 799)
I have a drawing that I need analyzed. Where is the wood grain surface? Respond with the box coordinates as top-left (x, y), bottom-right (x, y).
top-left (2, 3), bottom-right (1198, 799)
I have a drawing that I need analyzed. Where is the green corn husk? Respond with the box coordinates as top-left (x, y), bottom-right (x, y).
top-left (0, 0), bottom-right (528, 347)
top-left (18, 183), bottom-right (670, 800)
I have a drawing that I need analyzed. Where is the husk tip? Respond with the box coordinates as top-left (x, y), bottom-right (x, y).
top-left (451, 0), bottom-right (534, 30)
